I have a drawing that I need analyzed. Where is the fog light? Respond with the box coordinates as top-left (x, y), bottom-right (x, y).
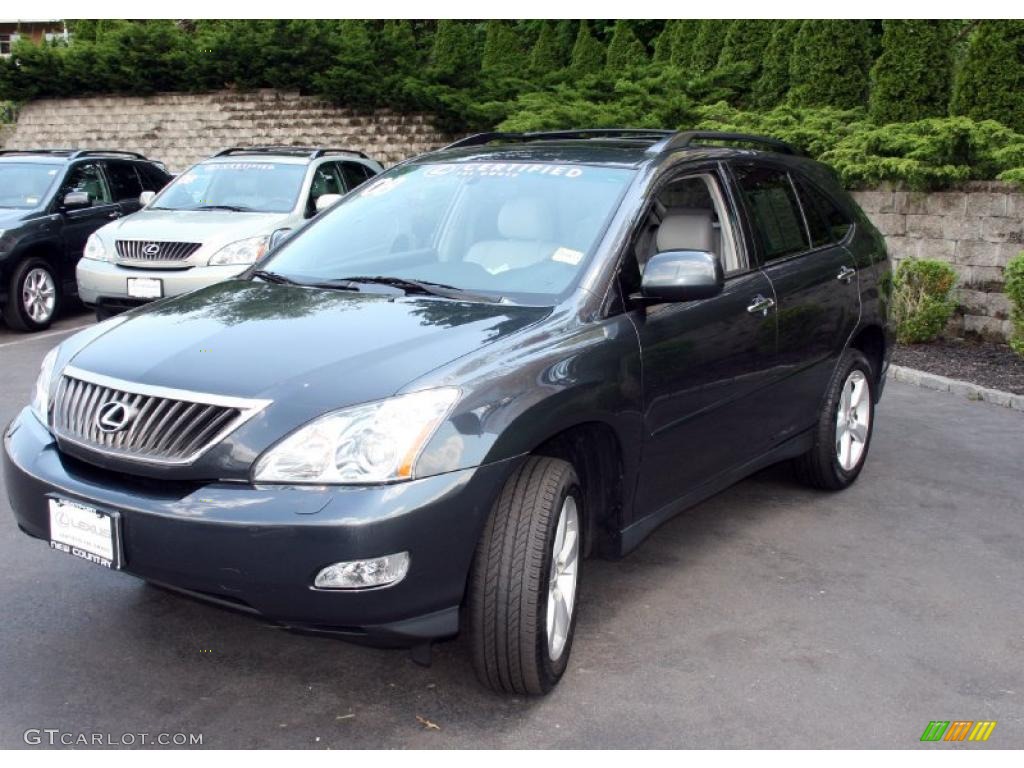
top-left (314, 552), bottom-right (410, 590)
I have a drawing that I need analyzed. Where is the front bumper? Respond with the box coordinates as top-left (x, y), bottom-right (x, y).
top-left (76, 259), bottom-right (245, 306)
top-left (3, 408), bottom-right (516, 646)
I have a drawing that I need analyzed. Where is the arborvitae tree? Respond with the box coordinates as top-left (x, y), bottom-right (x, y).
top-left (314, 20), bottom-right (378, 107)
top-left (429, 20), bottom-right (480, 87)
top-left (481, 20), bottom-right (527, 76)
top-left (789, 20), bottom-right (873, 108)
top-left (690, 19), bottom-right (730, 74)
top-left (869, 21), bottom-right (954, 124)
top-left (717, 20), bottom-right (775, 76)
top-left (951, 20), bottom-right (1024, 133)
top-left (667, 20), bottom-right (701, 69)
top-left (752, 19), bottom-right (802, 108)
top-left (570, 20), bottom-right (606, 76)
top-left (652, 23), bottom-right (672, 63)
top-left (605, 20), bottom-right (648, 72)
top-left (530, 20), bottom-right (566, 76)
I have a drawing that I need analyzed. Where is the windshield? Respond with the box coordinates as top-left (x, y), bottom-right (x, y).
top-left (152, 161), bottom-right (306, 213)
top-left (0, 163), bottom-right (62, 209)
top-left (261, 162), bottom-right (635, 302)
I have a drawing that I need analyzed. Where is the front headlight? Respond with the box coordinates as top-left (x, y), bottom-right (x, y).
top-left (253, 388), bottom-right (459, 484)
top-left (208, 235), bottom-right (269, 266)
top-left (82, 233), bottom-right (110, 261)
top-left (32, 346), bottom-right (60, 424)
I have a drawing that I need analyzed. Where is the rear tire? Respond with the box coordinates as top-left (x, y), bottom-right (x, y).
top-left (467, 456), bottom-right (583, 695)
top-left (793, 349), bottom-right (875, 490)
top-left (3, 257), bottom-right (60, 332)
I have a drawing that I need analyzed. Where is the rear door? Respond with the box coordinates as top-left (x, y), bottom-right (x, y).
top-left (103, 160), bottom-right (145, 216)
top-left (730, 161), bottom-right (860, 437)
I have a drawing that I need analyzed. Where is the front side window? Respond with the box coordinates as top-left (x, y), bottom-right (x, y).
top-left (152, 161), bottom-right (307, 213)
top-left (733, 164), bottom-right (808, 263)
top-left (262, 161), bottom-right (636, 303)
top-left (61, 163), bottom-right (112, 205)
top-left (0, 163), bottom-right (62, 209)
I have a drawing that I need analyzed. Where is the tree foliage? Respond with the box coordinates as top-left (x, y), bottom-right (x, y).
top-left (869, 20), bottom-right (955, 124)
top-left (951, 20), bottom-right (1024, 133)
top-left (789, 20), bottom-right (874, 109)
top-left (569, 20), bottom-right (605, 76)
top-left (605, 20), bottom-right (648, 72)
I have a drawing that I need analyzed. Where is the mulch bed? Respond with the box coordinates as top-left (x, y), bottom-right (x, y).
top-left (892, 338), bottom-right (1024, 395)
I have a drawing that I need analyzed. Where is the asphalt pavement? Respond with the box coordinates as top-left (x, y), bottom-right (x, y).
top-left (1, 312), bottom-right (1021, 748)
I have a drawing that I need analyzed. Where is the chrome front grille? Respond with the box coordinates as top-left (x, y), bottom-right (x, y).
top-left (115, 239), bottom-right (202, 262)
top-left (51, 366), bottom-right (270, 465)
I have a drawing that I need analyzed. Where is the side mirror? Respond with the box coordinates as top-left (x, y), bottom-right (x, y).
top-left (314, 193), bottom-right (343, 214)
top-left (139, 190), bottom-right (156, 207)
top-left (62, 191), bottom-right (92, 210)
top-left (268, 228), bottom-right (293, 251)
top-left (640, 250), bottom-right (724, 302)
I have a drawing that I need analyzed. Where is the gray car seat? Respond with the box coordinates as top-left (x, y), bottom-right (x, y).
top-left (466, 197), bottom-right (559, 274)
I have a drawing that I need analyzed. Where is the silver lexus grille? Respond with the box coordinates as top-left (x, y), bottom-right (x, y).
top-left (51, 366), bottom-right (270, 465)
top-left (115, 239), bottom-right (202, 262)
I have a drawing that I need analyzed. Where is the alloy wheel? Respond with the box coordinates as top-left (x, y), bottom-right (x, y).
top-left (22, 267), bottom-right (56, 324)
top-left (835, 370), bottom-right (870, 471)
top-left (547, 495), bottom-right (580, 661)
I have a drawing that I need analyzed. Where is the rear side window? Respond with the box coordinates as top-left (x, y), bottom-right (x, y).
top-left (794, 176), bottom-right (853, 247)
top-left (732, 164), bottom-right (808, 262)
top-left (137, 163), bottom-right (170, 191)
top-left (338, 161), bottom-right (372, 191)
top-left (105, 160), bottom-right (143, 201)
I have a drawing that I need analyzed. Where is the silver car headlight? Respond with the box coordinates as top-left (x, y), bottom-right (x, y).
top-left (253, 388), bottom-right (459, 484)
top-left (208, 235), bottom-right (270, 266)
top-left (31, 346), bottom-right (60, 424)
top-left (82, 233), bottom-right (111, 262)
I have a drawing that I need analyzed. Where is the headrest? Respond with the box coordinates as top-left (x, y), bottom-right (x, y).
top-left (656, 210), bottom-right (714, 253)
top-left (498, 197), bottom-right (554, 241)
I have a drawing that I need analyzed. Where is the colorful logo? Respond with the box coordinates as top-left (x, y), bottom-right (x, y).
top-left (920, 721), bottom-right (997, 742)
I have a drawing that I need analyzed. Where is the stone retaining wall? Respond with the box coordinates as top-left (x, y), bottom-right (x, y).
top-left (1, 90), bottom-right (451, 170)
top-left (2, 91), bottom-right (1021, 341)
top-left (851, 184), bottom-right (1022, 341)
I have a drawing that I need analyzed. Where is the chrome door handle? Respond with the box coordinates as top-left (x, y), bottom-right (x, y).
top-left (747, 294), bottom-right (775, 316)
top-left (837, 266), bottom-right (856, 283)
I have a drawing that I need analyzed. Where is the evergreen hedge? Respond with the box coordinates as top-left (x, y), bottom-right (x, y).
top-left (2, 19), bottom-right (1024, 188)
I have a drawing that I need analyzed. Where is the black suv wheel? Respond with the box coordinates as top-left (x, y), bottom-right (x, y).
top-left (793, 349), bottom-right (875, 490)
top-left (467, 456), bottom-right (583, 695)
top-left (4, 257), bottom-right (60, 332)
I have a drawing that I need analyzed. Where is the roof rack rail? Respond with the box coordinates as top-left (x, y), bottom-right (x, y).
top-left (649, 131), bottom-right (801, 156)
top-left (69, 149), bottom-right (148, 160)
top-left (442, 128), bottom-right (675, 151)
top-left (0, 148), bottom-right (76, 157)
top-left (214, 145), bottom-right (370, 160)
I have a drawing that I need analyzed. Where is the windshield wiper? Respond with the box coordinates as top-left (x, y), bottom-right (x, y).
top-left (251, 269), bottom-right (302, 286)
top-left (194, 204), bottom-right (253, 212)
top-left (329, 276), bottom-right (501, 303)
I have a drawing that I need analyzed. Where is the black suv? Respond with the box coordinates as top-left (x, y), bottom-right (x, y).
top-left (3, 130), bottom-right (891, 694)
top-left (0, 149), bottom-right (172, 331)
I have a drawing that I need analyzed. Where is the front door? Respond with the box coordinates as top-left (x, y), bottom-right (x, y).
top-left (624, 170), bottom-right (779, 523)
top-left (57, 161), bottom-right (120, 272)
top-left (730, 162), bottom-right (861, 437)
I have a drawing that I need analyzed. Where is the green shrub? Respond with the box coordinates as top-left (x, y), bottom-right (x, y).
top-left (690, 20), bottom-right (730, 75)
top-left (891, 259), bottom-right (958, 344)
top-left (789, 20), bottom-right (874, 109)
top-left (752, 20), bottom-right (802, 108)
top-left (717, 20), bottom-right (775, 79)
top-left (869, 20), bottom-right (954, 124)
top-left (1005, 252), bottom-right (1024, 356)
top-left (951, 21), bottom-right (1024, 133)
top-left (605, 20), bottom-right (648, 72)
top-left (530, 21), bottom-right (567, 75)
top-left (569, 21), bottom-right (605, 76)
top-left (481, 21), bottom-right (526, 76)
top-left (666, 20), bottom-right (700, 69)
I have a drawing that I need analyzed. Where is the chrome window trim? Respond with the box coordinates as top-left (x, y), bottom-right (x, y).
top-left (53, 366), bottom-right (272, 467)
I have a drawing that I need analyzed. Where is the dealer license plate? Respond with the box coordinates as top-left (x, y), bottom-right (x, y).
top-left (48, 498), bottom-right (121, 569)
top-left (127, 277), bottom-right (163, 299)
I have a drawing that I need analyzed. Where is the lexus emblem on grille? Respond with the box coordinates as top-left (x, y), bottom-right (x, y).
top-left (96, 401), bottom-right (138, 433)
top-left (143, 243), bottom-right (161, 257)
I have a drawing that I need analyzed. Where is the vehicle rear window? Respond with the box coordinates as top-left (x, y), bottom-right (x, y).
top-left (733, 164), bottom-right (809, 262)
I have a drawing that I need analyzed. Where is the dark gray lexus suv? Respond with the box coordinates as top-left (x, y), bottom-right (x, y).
top-left (3, 129), bottom-right (892, 694)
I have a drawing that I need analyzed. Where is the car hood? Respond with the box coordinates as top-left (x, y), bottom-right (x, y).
top-left (67, 279), bottom-right (550, 423)
top-left (99, 208), bottom-right (290, 245)
top-left (0, 208), bottom-right (35, 229)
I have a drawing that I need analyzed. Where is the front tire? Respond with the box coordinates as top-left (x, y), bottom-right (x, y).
top-left (793, 349), bottom-right (875, 490)
top-left (467, 456), bottom-right (583, 695)
top-left (3, 257), bottom-right (61, 332)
